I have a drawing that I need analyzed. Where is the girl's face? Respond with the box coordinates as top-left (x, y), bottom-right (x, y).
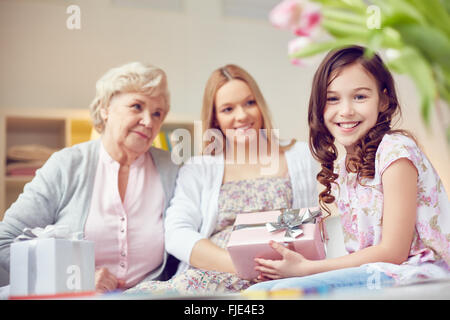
top-left (101, 92), bottom-right (168, 155)
top-left (214, 79), bottom-right (263, 145)
top-left (323, 63), bottom-right (384, 154)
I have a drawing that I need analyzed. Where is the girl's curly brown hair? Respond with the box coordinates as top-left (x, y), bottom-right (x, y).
top-left (308, 45), bottom-right (412, 216)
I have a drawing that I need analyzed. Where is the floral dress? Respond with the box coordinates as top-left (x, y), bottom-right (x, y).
top-left (125, 176), bottom-right (293, 296)
top-left (333, 133), bottom-right (450, 285)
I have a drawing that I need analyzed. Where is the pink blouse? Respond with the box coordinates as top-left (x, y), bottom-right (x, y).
top-left (84, 143), bottom-right (165, 289)
top-left (332, 134), bottom-right (450, 285)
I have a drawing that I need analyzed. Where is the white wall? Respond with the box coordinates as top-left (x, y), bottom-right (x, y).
top-left (1, 0), bottom-right (448, 194)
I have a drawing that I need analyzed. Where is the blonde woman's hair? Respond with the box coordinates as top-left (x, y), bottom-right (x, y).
top-left (89, 62), bottom-right (170, 133)
top-left (201, 64), bottom-right (289, 154)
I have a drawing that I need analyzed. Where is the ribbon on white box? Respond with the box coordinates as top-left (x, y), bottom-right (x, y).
top-left (14, 225), bottom-right (84, 242)
top-left (12, 225), bottom-right (86, 296)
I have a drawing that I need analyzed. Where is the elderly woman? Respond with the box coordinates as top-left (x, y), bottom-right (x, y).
top-left (0, 62), bottom-right (179, 292)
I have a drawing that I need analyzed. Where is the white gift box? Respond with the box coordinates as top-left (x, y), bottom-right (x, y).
top-left (10, 238), bottom-right (95, 297)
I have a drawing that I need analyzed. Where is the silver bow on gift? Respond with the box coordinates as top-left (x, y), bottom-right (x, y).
top-left (15, 225), bottom-right (84, 242)
top-left (12, 224), bottom-right (87, 296)
top-left (265, 208), bottom-right (322, 239)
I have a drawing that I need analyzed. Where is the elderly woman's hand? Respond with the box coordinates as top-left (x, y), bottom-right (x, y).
top-left (95, 267), bottom-right (125, 293)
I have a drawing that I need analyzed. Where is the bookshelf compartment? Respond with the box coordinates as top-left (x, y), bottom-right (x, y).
top-left (0, 109), bottom-right (196, 219)
top-left (6, 117), bottom-right (66, 151)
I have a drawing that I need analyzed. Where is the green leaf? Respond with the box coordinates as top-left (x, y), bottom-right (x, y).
top-left (311, 0), bottom-right (366, 13)
top-left (434, 66), bottom-right (450, 105)
top-left (443, 0), bottom-right (450, 14)
top-left (395, 24), bottom-right (450, 70)
top-left (386, 47), bottom-right (437, 125)
top-left (371, 0), bottom-right (427, 26)
top-left (365, 30), bottom-right (384, 55)
top-left (379, 27), bottom-right (403, 49)
top-left (289, 38), bottom-right (366, 59)
top-left (407, 0), bottom-right (450, 37)
top-left (321, 18), bottom-right (370, 38)
top-left (321, 7), bottom-right (366, 26)
top-left (447, 126), bottom-right (450, 145)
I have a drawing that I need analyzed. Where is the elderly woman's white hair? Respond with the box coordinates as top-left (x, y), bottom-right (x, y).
top-left (90, 62), bottom-right (170, 133)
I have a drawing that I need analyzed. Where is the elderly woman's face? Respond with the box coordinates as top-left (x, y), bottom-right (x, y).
top-left (101, 92), bottom-right (168, 155)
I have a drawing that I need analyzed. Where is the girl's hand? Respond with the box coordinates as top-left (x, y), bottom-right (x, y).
top-left (254, 240), bottom-right (314, 279)
top-left (95, 267), bottom-right (125, 293)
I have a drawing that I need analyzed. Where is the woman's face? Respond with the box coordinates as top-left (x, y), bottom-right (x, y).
top-left (323, 63), bottom-right (383, 154)
top-left (101, 92), bottom-right (168, 155)
top-left (214, 79), bottom-right (263, 146)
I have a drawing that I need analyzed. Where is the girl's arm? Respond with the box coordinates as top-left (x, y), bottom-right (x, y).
top-left (255, 158), bottom-right (418, 279)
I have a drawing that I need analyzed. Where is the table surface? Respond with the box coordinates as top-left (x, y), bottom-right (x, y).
top-left (2, 278), bottom-right (449, 300)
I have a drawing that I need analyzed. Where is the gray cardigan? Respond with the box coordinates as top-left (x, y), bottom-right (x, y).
top-left (0, 139), bottom-right (179, 282)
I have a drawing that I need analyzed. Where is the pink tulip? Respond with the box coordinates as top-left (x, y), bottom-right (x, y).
top-left (269, 0), bottom-right (302, 30)
top-left (288, 36), bottom-right (311, 54)
top-left (290, 58), bottom-right (303, 66)
top-left (294, 10), bottom-right (321, 36)
top-left (269, 0), bottom-right (321, 37)
top-left (288, 36), bottom-right (311, 65)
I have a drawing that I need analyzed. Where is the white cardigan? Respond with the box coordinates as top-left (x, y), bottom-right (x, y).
top-left (164, 141), bottom-right (319, 274)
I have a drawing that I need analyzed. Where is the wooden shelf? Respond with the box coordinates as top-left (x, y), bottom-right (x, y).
top-left (0, 108), bottom-right (197, 219)
top-left (5, 176), bottom-right (33, 185)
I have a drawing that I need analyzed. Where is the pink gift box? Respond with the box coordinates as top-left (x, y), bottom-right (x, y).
top-left (226, 208), bottom-right (326, 280)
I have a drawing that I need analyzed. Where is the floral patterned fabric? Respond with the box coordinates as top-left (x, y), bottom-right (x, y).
top-left (332, 133), bottom-right (450, 285)
top-left (125, 176), bottom-right (293, 296)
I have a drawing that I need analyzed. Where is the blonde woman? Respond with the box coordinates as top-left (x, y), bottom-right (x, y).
top-left (0, 62), bottom-right (179, 292)
top-left (127, 64), bottom-right (318, 295)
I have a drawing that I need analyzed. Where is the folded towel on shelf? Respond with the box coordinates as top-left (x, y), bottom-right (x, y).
top-left (6, 160), bottom-right (46, 176)
top-left (7, 144), bottom-right (58, 161)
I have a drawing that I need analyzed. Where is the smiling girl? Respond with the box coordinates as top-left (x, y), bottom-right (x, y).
top-left (247, 46), bottom-right (449, 292)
